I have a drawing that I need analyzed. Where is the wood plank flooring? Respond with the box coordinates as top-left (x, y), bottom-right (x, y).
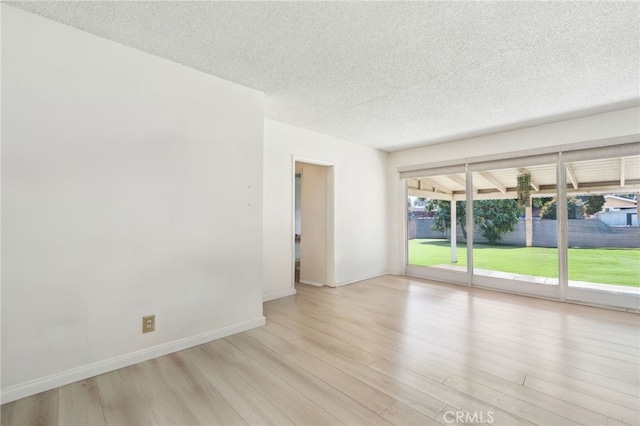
top-left (2, 275), bottom-right (639, 425)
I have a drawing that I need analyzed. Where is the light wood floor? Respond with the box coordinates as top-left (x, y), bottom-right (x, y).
top-left (2, 275), bottom-right (639, 425)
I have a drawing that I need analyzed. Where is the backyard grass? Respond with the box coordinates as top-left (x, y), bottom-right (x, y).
top-left (408, 238), bottom-right (640, 287)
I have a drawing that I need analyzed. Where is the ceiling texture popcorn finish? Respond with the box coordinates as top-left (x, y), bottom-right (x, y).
top-left (10, 1), bottom-right (639, 151)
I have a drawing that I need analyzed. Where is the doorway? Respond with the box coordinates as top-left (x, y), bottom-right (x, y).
top-left (293, 159), bottom-right (335, 288)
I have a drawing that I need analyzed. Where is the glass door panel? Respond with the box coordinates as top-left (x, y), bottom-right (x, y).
top-left (471, 164), bottom-right (558, 293)
top-left (566, 156), bottom-right (640, 296)
top-left (407, 175), bottom-right (467, 275)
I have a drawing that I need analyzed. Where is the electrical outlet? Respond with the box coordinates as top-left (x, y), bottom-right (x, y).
top-left (142, 315), bottom-right (155, 333)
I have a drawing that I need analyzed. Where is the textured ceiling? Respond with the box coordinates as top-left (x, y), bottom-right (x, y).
top-left (8, 1), bottom-right (640, 151)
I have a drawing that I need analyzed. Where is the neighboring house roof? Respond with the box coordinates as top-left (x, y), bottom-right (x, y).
top-left (603, 195), bottom-right (637, 209)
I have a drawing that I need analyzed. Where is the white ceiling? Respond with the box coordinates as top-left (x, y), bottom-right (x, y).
top-left (8, 1), bottom-right (640, 152)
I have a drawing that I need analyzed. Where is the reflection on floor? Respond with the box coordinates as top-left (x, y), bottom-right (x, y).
top-left (433, 264), bottom-right (639, 295)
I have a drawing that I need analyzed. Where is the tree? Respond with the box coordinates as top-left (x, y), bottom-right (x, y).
top-left (427, 200), bottom-right (468, 240)
top-left (428, 199), bottom-right (519, 245)
top-left (532, 197), bottom-right (553, 209)
top-left (583, 195), bottom-right (605, 216)
top-left (474, 199), bottom-right (519, 244)
top-left (540, 197), bottom-right (585, 220)
top-left (413, 197), bottom-right (427, 207)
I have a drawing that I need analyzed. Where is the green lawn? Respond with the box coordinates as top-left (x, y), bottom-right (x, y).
top-left (408, 239), bottom-right (640, 287)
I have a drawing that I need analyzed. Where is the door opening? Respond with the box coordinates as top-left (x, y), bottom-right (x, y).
top-left (293, 159), bottom-right (335, 288)
top-left (294, 171), bottom-right (302, 283)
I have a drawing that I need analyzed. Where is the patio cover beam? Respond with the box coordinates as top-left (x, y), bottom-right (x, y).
top-left (530, 179), bottom-right (540, 192)
top-left (445, 174), bottom-right (479, 194)
top-left (478, 172), bottom-right (507, 193)
top-left (408, 189), bottom-right (452, 200)
top-left (566, 163), bottom-right (579, 189)
top-left (419, 178), bottom-right (453, 194)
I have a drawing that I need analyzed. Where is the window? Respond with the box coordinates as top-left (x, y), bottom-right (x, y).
top-left (407, 177), bottom-right (468, 274)
top-left (566, 156), bottom-right (640, 296)
top-left (471, 164), bottom-right (558, 290)
top-left (402, 139), bottom-right (639, 309)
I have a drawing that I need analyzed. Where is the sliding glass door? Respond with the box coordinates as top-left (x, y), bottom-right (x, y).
top-left (564, 155), bottom-right (640, 308)
top-left (470, 164), bottom-right (559, 298)
top-left (406, 174), bottom-right (468, 284)
top-left (403, 141), bottom-right (639, 310)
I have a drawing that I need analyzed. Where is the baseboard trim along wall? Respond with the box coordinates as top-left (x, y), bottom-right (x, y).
top-left (298, 273), bottom-right (389, 288)
top-left (298, 279), bottom-right (325, 287)
top-left (336, 273), bottom-right (389, 287)
top-left (263, 288), bottom-right (297, 302)
top-left (0, 316), bottom-right (266, 404)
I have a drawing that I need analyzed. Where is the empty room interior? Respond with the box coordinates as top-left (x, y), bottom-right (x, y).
top-left (2, 2), bottom-right (639, 426)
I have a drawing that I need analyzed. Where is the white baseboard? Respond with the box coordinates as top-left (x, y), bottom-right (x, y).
top-left (336, 272), bottom-right (388, 287)
top-left (263, 288), bottom-right (297, 302)
top-left (0, 316), bottom-right (266, 404)
top-left (299, 279), bottom-right (324, 287)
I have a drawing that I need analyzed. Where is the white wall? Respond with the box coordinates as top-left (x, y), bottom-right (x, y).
top-left (387, 107), bottom-right (640, 274)
top-left (263, 120), bottom-right (388, 300)
top-left (1, 5), bottom-right (265, 401)
top-left (298, 162), bottom-right (329, 286)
